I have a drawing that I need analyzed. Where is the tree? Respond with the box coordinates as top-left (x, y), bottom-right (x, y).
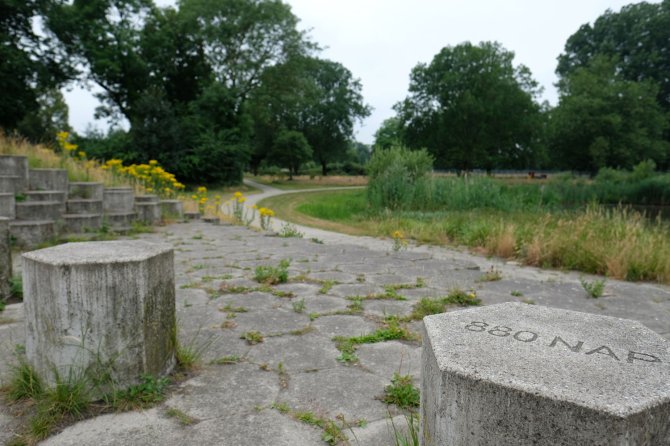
top-left (548, 57), bottom-right (669, 172)
top-left (395, 41), bottom-right (543, 172)
top-left (557, 1), bottom-right (670, 114)
top-left (301, 58), bottom-right (370, 175)
top-left (268, 130), bottom-right (312, 179)
top-left (249, 56), bottom-right (370, 175)
top-left (373, 117), bottom-right (402, 151)
top-left (47, 0), bottom-right (312, 184)
top-left (1, 0), bottom-right (70, 137)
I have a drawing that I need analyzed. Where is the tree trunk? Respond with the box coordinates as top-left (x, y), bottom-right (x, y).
top-left (321, 161), bottom-right (327, 176)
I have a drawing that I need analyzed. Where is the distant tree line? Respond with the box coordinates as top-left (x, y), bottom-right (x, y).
top-left (0, 0), bottom-right (370, 184)
top-left (3, 0), bottom-right (670, 182)
top-left (378, 0), bottom-right (670, 174)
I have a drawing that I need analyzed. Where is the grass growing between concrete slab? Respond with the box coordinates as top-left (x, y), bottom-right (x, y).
top-left (269, 402), bottom-right (359, 446)
top-left (406, 289), bottom-right (481, 321)
top-left (333, 317), bottom-right (418, 364)
top-left (383, 374), bottom-right (420, 409)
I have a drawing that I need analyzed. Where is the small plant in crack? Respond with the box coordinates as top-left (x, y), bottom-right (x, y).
top-left (292, 298), bottom-right (306, 313)
top-left (254, 259), bottom-right (291, 285)
top-left (318, 280), bottom-right (337, 294)
top-left (241, 331), bottom-right (264, 345)
top-left (478, 265), bottom-right (502, 282)
top-left (165, 407), bottom-right (198, 426)
top-left (333, 317), bottom-right (416, 363)
top-left (407, 289), bottom-right (480, 320)
top-left (219, 304), bottom-right (248, 314)
top-left (383, 373), bottom-right (420, 409)
top-left (211, 355), bottom-right (241, 365)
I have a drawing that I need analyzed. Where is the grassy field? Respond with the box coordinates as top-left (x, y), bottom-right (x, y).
top-left (259, 189), bottom-right (670, 284)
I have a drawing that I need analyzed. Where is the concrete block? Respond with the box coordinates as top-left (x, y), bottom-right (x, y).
top-left (28, 168), bottom-right (68, 191)
top-left (421, 302), bottom-right (670, 446)
top-left (135, 202), bottom-right (161, 225)
top-left (22, 241), bottom-right (176, 396)
top-left (0, 193), bottom-right (15, 219)
top-left (159, 199), bottom-right (183, 220)
top-left (135, 194), bottom-right (159, 204)
top-left (0, 156), bottom-right (28, 193)
top-left (15, 201), bottom-right (62, 221)
top-left (0, 217), bottom-right (10, 301)
top-left (0, 175), bottom-right (19, 193)
top-left (63, 214), bottom-right (103, 233)
top-left (69, 182), bottom-right (103, 200)
top-left (67, 199), bottom-right (103, 215)
top-left (103, 187), bottom-right (135, 213)
top-left (26, 190), bottom-right (67, 203)
top-left (104, 212), bottom-right (137, 232)
top-left (9, 220), bottom-right (55, 248)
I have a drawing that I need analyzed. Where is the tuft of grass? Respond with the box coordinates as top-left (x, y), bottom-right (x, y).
top-left (318, 280), bottom-right (337, 294)
top-left (165, 407), bottom-right (198, 426)
top-left (219, 304), bottom-right (248, 314)
top-left (109, 375), bottom-right (169, 411)
top-left (478, 266), bottom-right (502, 282)
top-left (511, 290), bottom-right (523, 297)
top-left (278, 222), bottom-right (304, 238)
top-left (241, 331), bottom-right (264, 345)
top-left (333, 317), bottom-right (416, 363)
top-left (254, 259), bottom-right (291, 285)
top-left (389, 412), bottom-right (420, 446)
top-left (383, 373), bottom-right (420, 409)
top-left (7, 362), bottom-right (43, 401)
top-left (10, 275), bottom-right (23, 300)
top-left (211, 355), bottom-right (241, 365)
top-left (580, 277), bottom-right (606, 298)
top-left (291, 298), bottom-right (306, 313)
top-left (407, 289), bottom-right (480, 320)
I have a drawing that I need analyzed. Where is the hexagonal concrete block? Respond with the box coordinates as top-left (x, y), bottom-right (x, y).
top-left (23, 241), bottom-right (176, 397)
top-left (421, 303), bottom-right (670, 446)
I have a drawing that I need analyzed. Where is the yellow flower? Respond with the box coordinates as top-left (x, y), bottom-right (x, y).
top-left (392, 230), bottom-right (404, 239)
top-left (78, 151), bottom-right (86, 158)
top-left (191, 195), bottom-right (197, 200)
top-left (56, 130), bottom-right (69, 141)
top-left (233, 191), bottom-right (242, 198)
top-left (237, 196), bottom-right (246, 203)
top-left (146, 188), bottom-right (154, 193)
top-left (149, 160), bottom-right (158, 166)
top-left (197, 186), bottom-right (207, 193)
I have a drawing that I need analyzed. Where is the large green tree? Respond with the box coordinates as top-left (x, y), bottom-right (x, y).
top-left (1, 0), bottom-right (70, 136)
top-left (249, 56), bottom-right (370, 175)
top-left (47, 0), bottom-right (312, 184)
top-left (557, 1), bottom-right (670, 113)
top-left (549, 57), bottom-right (669, 172)
top-left (395, 41), bottom-right (543, 171)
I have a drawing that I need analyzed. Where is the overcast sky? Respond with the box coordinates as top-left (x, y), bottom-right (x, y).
top-left (63, 0), bottom-right (653, 144)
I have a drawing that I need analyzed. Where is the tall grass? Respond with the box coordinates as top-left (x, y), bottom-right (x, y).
top-left (0, 133), bottom-right (126, 186)
top-left (287, 189), bottom-right (670, 284)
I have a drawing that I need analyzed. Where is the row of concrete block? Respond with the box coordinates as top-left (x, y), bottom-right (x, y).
top-left (0, 155), bottom-right (184, 246)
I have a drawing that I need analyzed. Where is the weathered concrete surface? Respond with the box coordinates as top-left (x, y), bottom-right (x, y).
top-left (159, 199), bottom-right (183, 220)
top-left (0, 217), bottom-right (10, 301)
top-left (421, 303), bottom-right (670, 445)
top-left (9, 220), bottom-right (55, 247)
top-left (1, 188), bottom-right (669, 445)
top-left (103, 187), bottom-right (135, 212)
top-left (68, 182), bottom-right (103, 200)
top-left (0, 193), bottom-right (14, 219)
top-left (28, 168), bottom-right (68, 191)
top-left (0, 155), bottom-right (28, 193)
top-left (22, 241), bottom-right (176, 394)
